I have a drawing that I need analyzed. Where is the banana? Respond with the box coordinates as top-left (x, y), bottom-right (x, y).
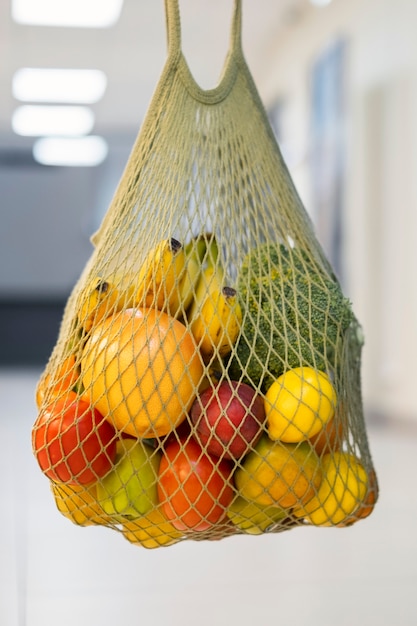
top-left (190, 285), bottom-right (242, 359)
top-left (188, 235), bottom-right (223, 315)
top-left (187, 237), bottom-right (242, 359)
top-left (78, 275), bottom-right (134, 333)
top-left (134, 237), bottom-right (186, 315)
top-left (177, 236), bottom-right (208, 315)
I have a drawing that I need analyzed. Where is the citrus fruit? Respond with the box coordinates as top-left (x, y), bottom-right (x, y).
top-left (234, 436), bottom-right (322, 509)
top-left (227, 496), bottom-right (287, 535)
top-left (36, 354), bottom-right (79, 408)
top-left (51, 482), bottom-right (115, 527)
top-left (81, 308), bottom-right (204, 438)
top-left (339, 467), bottom-right (378, 526)
top-left (293, 451), bottom-right (368, 526)
top-left (265, 367), bottom-right (337, 443)
top-left (122, 508), bottom-right (183, 549)
top-left (309, 415), bottom-right (344, 456)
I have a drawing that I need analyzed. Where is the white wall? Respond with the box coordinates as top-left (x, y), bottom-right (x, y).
top-left (257, 0), bottom-right (417, 421)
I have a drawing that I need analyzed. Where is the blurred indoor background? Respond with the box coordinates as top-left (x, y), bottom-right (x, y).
top-left (1, 1), bottom-right (416, 625)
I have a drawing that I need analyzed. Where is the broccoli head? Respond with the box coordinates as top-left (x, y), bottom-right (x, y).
top-left (227, 243), bottom-right (353, 390)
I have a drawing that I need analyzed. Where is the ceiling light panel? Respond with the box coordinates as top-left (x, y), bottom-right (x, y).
top-left (33, 136), bottom-right (108, 167)
top-left (310, 0), bottom-right (333, 6)
top-left (12, 0), bottom-right (124, 28)
top-left (13, 68), bottom-right (107, 104)
top-left (12, 105), bottom-right (95, 136)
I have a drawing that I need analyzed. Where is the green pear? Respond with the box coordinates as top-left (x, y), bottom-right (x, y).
top-left (227, 495), bottom-right (287, 535)
top-left (97, 438), bottom-right (160, 518)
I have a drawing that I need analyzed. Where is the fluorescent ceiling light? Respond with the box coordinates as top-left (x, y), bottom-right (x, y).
top-left (12, 0), bottom-right (124, 28)
top-left (310, 0), bottom-right (333, 6)
top-left (33, 136), bottom-right (108, 167)
top-left (13, 68), bottom-right (107, 104)
top-left (12, 105), bottom-right (94, 137)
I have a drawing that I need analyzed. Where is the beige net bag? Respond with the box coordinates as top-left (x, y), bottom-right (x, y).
top-left (32, 0), bottom-right (378, 549)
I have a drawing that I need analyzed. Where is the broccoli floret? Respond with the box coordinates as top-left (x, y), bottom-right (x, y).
top-left (227, 243), bottom-right (353, 390)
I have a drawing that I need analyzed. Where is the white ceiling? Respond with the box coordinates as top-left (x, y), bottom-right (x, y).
top-left (0, 0), bottom-right (304, 146)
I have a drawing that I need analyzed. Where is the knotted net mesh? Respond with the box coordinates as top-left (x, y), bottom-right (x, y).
top-left (32, 0), bottom-right (378, 549)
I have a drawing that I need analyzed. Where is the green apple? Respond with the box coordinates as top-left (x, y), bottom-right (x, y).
top-left (97, 438), bottom-right (160, 518)
top-left (227, 495), bottom-right (287, 535)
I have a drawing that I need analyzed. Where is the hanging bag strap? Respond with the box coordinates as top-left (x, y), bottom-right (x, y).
top-left (164, 0), bottom-right (243, 103)
top-left (91, 0), bottom-right (245, 248)
top-left (165, 0), bottom-right (242, 59)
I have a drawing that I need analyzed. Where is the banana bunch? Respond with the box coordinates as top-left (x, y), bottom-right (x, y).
top-left (188, 238), bottom-right (242, 360)
top-left (78, 274), bottom-right (135, 333)
top-left (78, 234), bottom-right (242, 362)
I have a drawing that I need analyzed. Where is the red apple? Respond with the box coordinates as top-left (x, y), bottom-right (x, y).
top-left (190, 381), bottom-right (265, 460)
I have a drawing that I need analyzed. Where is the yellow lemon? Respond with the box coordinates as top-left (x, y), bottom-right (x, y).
top-left (227, 496), bottom-right (287, 535)
top-left (122, 508), bottom-right (183, 549)
top-left (234, 436), bottom-right (322, 509)
top-left (265, 367), bottom-right (337, 443)
top-left (51, 482), bottom-right (115, 527)
top-left (293, 451), bottom-right (368, 526)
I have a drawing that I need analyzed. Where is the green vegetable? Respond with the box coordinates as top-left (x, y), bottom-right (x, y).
top-left (227, 243), bottom-right (353, 390)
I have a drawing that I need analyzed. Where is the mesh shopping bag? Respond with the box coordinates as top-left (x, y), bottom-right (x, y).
top-left (32, 0), bottom-right (378, 549)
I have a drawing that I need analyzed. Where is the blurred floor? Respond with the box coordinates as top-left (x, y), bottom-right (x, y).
top-left (1, 368), bottom-right (416, 626)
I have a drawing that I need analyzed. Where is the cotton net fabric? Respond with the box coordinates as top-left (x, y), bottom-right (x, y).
top-left (32, 0), bottom-right (377, 548)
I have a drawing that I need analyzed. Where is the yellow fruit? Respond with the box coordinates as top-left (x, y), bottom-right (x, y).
top-left (51, 482), bottom-right (115, 527)
top-left (135, 238), bottom-right (186, 315)
top-left (190, 286), bottom-right (242, 359)
top-left (227, 496), bottom-right (287, 535)
top-left (122, 508), bottom-right (183, 549)
top-left (78, 276), bottom-right (133, 333)
top-left (81, 308), bottom-right (204, 438)
top-left (338, 468), bottom-right (378, 526)
top-left (36, 354), bottom-right (80, 408)
top-left (265, 367), bottom-right (337, 443)
top-left (234, 436), bottom-right (322, 509)
top-left (309, 415), bottom-right (344, 456)
top-left (293, 451), bottom-right (368, 526)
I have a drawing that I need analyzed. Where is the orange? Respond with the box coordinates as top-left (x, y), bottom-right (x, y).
top-left (36, 354), bottom-right (79, 408)
top-left (234, 436), bottom-right (322, 509)
top-left (309, 415), bottom-right (344, 456)
top-left (81, 308), bottom-right (204, 438)
top-left (51, 482), bottom-right (116, 527)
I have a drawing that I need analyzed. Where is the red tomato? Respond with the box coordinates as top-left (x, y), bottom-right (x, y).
top-left (32, 395), bottom-right (117, 485)
top-left (158, 438), bottom-right (234, 532)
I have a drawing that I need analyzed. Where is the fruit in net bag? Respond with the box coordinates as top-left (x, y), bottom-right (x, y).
top-left (265, 367), bottom-right (337, 443)
top-left (32, 393), bottom-right (117, 485)
top-left (96, 438), bottom-right (160, 518)
top-left (158, 438), bottom-right (234, 532)
top-left (293, 451), bottom-right (369, 526)
top-left (190, 380), bottom-right (266, 460)
top-left (81, 308), bottom-right (204, 438)
top-left (235, 436), bottom-right (322, 510)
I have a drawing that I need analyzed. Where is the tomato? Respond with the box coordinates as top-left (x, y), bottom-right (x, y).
top-left (158, 438), bottom-right (234, 532)
top-left (32, 395), bottom-right (117, 485)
